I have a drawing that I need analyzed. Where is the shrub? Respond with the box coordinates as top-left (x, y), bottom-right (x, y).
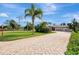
top-left (40, 27), bottom-right (52, 33)
top-left (35, 22), bottom-right (52, 33)
top-left (65, 32), bottom-right (79, 55)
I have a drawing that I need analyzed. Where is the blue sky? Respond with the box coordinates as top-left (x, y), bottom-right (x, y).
top-left (0, 3), bottom-right (79, 26)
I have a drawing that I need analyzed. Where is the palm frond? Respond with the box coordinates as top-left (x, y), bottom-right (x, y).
top-left (25, 14), bottom-right (31, 18)
top-left (25, 9), bottom-right (30, 14)
top-left (31, 4), bottom-right (35, 12)
top-left (34, 8), bottom-right (43, 19)
top-left (25, 9), bottom-right (32, 18)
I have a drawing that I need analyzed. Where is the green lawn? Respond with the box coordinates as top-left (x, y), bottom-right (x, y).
top-left (0, 31), bottom-right (50, 41)
top-left (65, 31), bottom-right (79, 55)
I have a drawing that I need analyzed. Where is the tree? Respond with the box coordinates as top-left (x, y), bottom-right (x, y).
top-left (40, 22), bottom-right (47, 28)
top-left (67, 23), bottom-right (72, 29)
top-left (48, 22), bottom-right (52, 25)
top-left (61, 23), bottom-right (66, 26)
top-left (16, 16), bottom-right (23, 27)
top-left (9, 20), bottom-right (19, 31)
top-left (25, 4), bottom-right (43, 34)
top-left (24, 22), bottom-right (33, 31)
top-left (72, 18), bottom-right (78, 32)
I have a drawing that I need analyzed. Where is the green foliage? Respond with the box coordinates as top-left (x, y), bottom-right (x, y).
top-left (9, 20), bottom-right (18, 30)
top-left (24, 22), bottom-right (33, 31)
top-left (67, 18), bottom-right (79, 32)
top-left (25, 4), bottom-right (43, 34)
top-left (35, 22), bottom-right (52, 33)
top-left (4, 20), bottom-right (19, 30)
top-left (67, 23), bottom-right (73, 29)
top-left (72, 18), bottom-right (78, 32)
top-left (65, 31), bottom-right (79, 55)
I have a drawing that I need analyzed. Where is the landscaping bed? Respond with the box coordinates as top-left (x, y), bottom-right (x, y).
top-left (65, 31), bottom-right (79, 55)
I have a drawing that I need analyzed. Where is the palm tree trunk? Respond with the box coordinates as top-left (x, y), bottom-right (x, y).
top-left (32, 17), bottom-right (35, 34)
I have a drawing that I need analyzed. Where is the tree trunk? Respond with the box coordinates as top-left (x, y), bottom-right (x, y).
top-left (32, 16), bottom-right (35, 34)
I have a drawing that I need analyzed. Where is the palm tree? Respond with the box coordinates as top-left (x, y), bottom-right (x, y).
top-left (25, 4), bottom-right (43, 34)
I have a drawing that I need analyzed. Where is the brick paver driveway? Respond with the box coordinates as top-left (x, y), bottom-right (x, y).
top-left (0, 31), bottom-right (71, 55)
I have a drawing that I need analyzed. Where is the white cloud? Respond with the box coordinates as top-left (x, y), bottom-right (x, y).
top-left (0, 13), bottom-right (9, 17)
top-left (62, 12), bottom-right (79, 22)
top-left (43, 3), bottom-right (57, 15)
top-left (62, 12), bottom-right (79, 18)
top-left (46, 3), bottom-right (57, 11)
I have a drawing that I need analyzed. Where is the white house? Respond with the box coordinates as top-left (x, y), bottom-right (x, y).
top-left (51, 25), bottom-right (70, 31)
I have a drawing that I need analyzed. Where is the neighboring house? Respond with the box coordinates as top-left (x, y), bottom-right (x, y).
top-left (50, 25), bottom-right (70, 31)
top-left (52, 25), bottom-right (70, 31)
